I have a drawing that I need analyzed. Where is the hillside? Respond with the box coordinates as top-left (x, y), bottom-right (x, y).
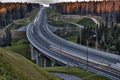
top-left (77, 18), bottom-right (96, 27)
top-left (0, 49), bottom-right (61, 80)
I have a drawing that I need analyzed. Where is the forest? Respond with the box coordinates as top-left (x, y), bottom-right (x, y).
top-left (50, 0), bottom-right (120, 54)
top-left (0, 3), bottom-right (40, 47)
top-left (50, 0), bottom-right (120, 24)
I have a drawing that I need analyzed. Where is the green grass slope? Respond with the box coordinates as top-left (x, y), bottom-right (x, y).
top-left (45, 67), bottom-right (110, 80)
top-left (6, 43), bottom-right (31, 60)
top-left (77, 18), bottom-right (96, 27)
top-left (0, 49), bottom-right (61, 80)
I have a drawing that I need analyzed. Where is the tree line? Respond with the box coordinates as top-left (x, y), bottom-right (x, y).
top-left (0, 3), bottom-right (40, 29)
top-left (50, 0), bottom-right (120, 25)
top-left (0, 2), bottom-right (40, 47)
top-left (76, 23), bottom-right (120, 54)
top-left (50, 0), bottom-right (120, 54)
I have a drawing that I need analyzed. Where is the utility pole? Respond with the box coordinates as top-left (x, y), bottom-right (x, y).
top-left (87, 40), bottom-right (88, 71)
top-left (86, 35), bottom-right (96, 71)
top-left (80, 29), bottom-right (82, 44)
top-left (95, 24), bottom-right (98, 49)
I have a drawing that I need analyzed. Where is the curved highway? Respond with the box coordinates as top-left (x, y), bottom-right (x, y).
top-left (27, 8), bottom-right (120, 80)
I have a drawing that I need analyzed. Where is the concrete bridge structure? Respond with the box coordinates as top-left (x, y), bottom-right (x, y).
top-left (27, 7), bottom-right (120, 80)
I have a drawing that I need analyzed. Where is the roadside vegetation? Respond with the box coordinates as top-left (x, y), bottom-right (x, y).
top-left (0, 7), bottom-right (62, 79)
top-left (6, 42), bottom-right (30, 60)
top-left (1, 7), bottom-right (110, 80)
top-left (0, 6), bottom-right (117, 80)
top-left (0, 49), bottom-right (62, 80)
top-left (47, 8), bottom-right (120, 54)
top-left (45, 67), bottom-right (110, 80)
top-left (77, 18), bottom-right (96, 27)
top-left (10, 8), bottom-right (39, 30)
top-left (77, 17), bottom-right (120, 54)
top-left (0, 6), bottom-right (63, 80)
top-left (0, 5), bottom-right (39, 47)
top-left (3, 8), bottom-right (39, 60)
top-left (46, 8), bottom-right (119, 79)
top-left (47, 8), bottom-right (95, 46)
top-left (0, 51), bottom-right (19, 80)
top-left (46, 8), bottom-right (80, 43)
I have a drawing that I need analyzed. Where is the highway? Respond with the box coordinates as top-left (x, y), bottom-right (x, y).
top-left (27, 8), bottom-right (120, 80)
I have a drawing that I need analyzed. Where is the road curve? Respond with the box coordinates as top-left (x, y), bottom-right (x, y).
top-left (27, 8), bottom-right (120, 80)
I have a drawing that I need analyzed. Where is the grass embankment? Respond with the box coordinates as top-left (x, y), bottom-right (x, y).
top-left (2, 39), bottom-right (61, 80)
top-left (45, 67), bottom-right (110, 80)
top-left (77, 17), bottom-right (96, 27)
top-left (6, 43), bottom-right (30, 60)
top-left (0, 49), bottom-right (61, 80)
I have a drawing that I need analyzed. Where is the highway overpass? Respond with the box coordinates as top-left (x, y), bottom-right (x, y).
top-left (27, 8), bottom-right (120, 80)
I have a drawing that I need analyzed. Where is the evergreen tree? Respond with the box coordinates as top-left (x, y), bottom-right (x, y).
top-left (5, 28), bottom-right (11, 46)
top-left (27, 3), bottom-right (33, 12)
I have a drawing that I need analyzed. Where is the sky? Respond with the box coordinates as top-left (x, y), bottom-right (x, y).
top-left (0, 0), bottom-right (93, 5)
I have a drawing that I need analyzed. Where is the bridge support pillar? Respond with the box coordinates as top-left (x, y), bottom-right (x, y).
top-left (30, 45), bottom-right (56, 67)
top-left (44, 57), bottom-right (52, 67)
top-left (30, 45), bottom-right (37, 60)
top-left (36, 52), bottom-right (42, 66)
top-left (35, 51), bottom-right (53, 67)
